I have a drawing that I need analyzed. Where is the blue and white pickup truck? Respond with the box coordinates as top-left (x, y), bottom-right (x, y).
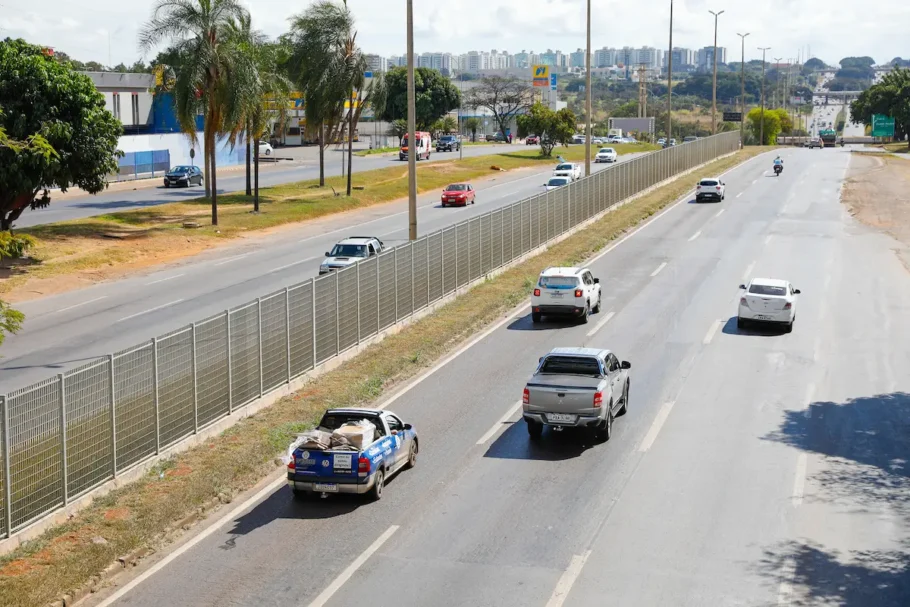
top-left (286, 408), bottom-right (418, 501)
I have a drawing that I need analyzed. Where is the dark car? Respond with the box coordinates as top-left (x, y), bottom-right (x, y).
top-left (436, 135), bottom-right (460, 152)
top-left (164, 165), bottom-right (203, 188)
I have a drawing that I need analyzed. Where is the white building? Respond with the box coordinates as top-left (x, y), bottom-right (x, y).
top-left (366, 54), bottom-right (389, 74)
top-left (595, 47), bottom-right (617, 68)
top-left (632, 47), bottom-right (663, 70)
top-left (418, 52), bottom-right (456, 75)
top-left (82, 72), bottom-right (154, 131)
top-left (664, 47), bottom-right (695, 68)
top-left (697, 46), bottom-right (727, 70)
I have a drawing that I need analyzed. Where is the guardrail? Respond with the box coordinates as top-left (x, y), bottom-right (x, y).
top-left (0, 132), bottom-right (741, 540)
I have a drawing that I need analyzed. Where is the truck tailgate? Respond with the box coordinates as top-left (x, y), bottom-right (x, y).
top-left (293, 449), bottom-right (361, 483)
top-left (526, 376), bottom-right (601, 413)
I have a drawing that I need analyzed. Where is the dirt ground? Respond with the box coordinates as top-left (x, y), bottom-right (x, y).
top-left (842, 153), bottom-right (910, 272)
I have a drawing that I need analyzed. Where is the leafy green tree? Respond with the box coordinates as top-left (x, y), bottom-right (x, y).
top-left (464, 117), bottom-right (481, 142)
top-left (610, 100), bottom-right (639, 118)
top-left (850, 67), bottom-right (910, 147)
top-left (747, 107), bottom-right (782, 144)
top-left (140, 0), bottom-right (252, 225)
top-left (379, 67), bottom-right (460, 130)
top-left (465, 76), bottom-right (534, 142)
top-left (388, 119), bottom-right (408, 144)
top-left (804, 58), bottom-right (826, 71)
top-left (516, 103), bottom-right (576, 157)
top-left (0, 39), bottom-right (121, 230)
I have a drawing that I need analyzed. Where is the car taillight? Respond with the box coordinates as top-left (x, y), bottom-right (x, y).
top-left (523, 387), bottom-right (530, 405)
top-left (287, 457), bottom-right (296, 471)
top-left (716, 186), bottom-right (721, 190)
top-left (740, 297), bottom-right (747, 305)
top-left (358, 456), bottom-right (370, 473)
top-left (574, 289), bottom-right (583, 298)
top-left (533, 288), bottom-right (541, 296)
top-left (783, 302), bottom-right (792, 309)
top-left (593, 391), bottom-right (603, 408)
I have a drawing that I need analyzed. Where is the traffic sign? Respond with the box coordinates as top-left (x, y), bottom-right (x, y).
top-left (723, 112), bottom-right (742, 122)
top-left (872, 114), bottom-right (895, 137)
top-left (364, 71), bottom-right (373, 79)
top-left (532, 64), bottom-right (550, 87)
top-left (550, 74), bottom-right (557, 91)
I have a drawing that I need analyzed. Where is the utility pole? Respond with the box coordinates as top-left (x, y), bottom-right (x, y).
top-left (638, 64), bottom-right (648, 117)
top-left (773, 57), bottom-right (783, 109)
top-left (737, 32), bottom-right (750, 145)
top-left (758, 47), bottom-right (771, 145)
top-left (585, 0), bottom-right (592, 177)
top-left (458, 77), bottom-right (463, 160)
top-left (709, 9), bottom-right (725, 135)
top-left (666, 0), bottom-right (674, 142)
top-left (406, 0), bottom-right (417, 240)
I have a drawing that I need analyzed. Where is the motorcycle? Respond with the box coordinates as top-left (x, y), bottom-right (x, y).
top-left (774, 164), bottom-right (783, 176)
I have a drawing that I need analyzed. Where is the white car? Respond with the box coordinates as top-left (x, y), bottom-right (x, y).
top-left (320, 236), bottom-right (385, 275)
top-left (695, 177), bottom-right (725, 202)
top-left (572, 134), bottom-right (586, 144)
top-left (595, 147), bottom-right (618, 163)
top-left (608, 135), bottom-right (623, 144)
top-left (531, 266), bottom-right (602, 324)
top-left (544, 176), bottom-right (571, 191)
top-left (737, 278), bottom-right (801, 332)
top-left (258, 141), bottom-right (273, 156)
top-left (591, 137), bottom-right (604, 145)
top-left (553, 163), bottom-right (582, 181)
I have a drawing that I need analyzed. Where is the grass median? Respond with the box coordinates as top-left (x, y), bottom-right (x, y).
top-left (3, 143), bottom-right (657, 302)
top-left (0, 145), bottom-right (758, 607)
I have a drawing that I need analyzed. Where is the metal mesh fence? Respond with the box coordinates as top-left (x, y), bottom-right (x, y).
top-left (0, 133), bottom-right (739, 538)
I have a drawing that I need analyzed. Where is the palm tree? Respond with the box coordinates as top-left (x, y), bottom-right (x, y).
top-left (289, 0), bottom-right (365, 191)
top-left (464, 117), bottom-right (481, 142)
top-left (140, 0), bottom-right (251, 225)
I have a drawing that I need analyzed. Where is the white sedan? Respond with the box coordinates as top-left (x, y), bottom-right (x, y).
top-left (258, 141), bottom-right (273, 156)
top-left (737, 278), bottom-right (801, 332)
top-left (544, 176), bottom-right (571, 191)
top-left (595, 147), bottom-right (617, 163)
top-left (553, 162), bottom-right (582, 181)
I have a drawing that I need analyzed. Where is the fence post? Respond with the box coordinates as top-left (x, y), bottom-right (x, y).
top-left (426, 238), bottom-right (431, 304)
top-left (58, 374), bottom-right (69, 505)
top-left (2, 395), bottom-right (11, 536)
top-left (152, 338), bottom-right (160, 455)
top-left (500, 210), bottom-right (504, 266)
top-left (257, 298), bottom-right (263, 398)
top-left (109, 355), bottom-right (117, 477)
top-left (226, 310), bottom-right (233, 414)
top-left (191, 323), bottom-right (198, 433)
top-left (285, 288), bottom-right (291, 383)
top-left (376, 259), bottom-right (380, 331)
top-left (311, 279), bottom-right (317, 366)
top-left (334, 274), bottom-right (340, 355)
top-left (410, 244), bottom-right (415, 315)
top-left (454, 226), bottom-right (459, 287)
top-left (394, 248), bottom-right (399, 320)
top-left (356, 264), bottom-right (361, 345)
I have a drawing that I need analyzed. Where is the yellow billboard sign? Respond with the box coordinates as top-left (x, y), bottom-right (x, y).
top-left (532, 64), bottom-right (550, 87)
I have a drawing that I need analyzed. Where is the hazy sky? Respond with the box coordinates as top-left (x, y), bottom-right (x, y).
top-left (1, 0), bottom-right (905, 67)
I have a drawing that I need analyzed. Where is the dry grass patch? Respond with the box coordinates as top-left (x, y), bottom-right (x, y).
top-left (0, 145), bottom-right (752, 607)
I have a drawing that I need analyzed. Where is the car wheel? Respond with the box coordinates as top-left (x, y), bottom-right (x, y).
top-left (594, 410), bottom-right (612, 442)
top-left (471, 198), bottom-right (475, 205)
top-left (527, 419), bottom-right (543, 439)
top-left (531, 312), bottom-right (542, 324)
top-left (617, 381), bottom-right (629, 416)
top-left (265, 149), bottom-right (271, 156)
top-left (580, 303), bottom-right (591, 324)
top-left (405, 441), bottom-right (418, 469)
top-left (369, 469), bottom-right (385, 501)
top-left (737, 317), bottom-right (746, 330)
top-left (785, 319), bottom-right (794, 333)
top-left (592, 292), bottom-right (602, 314)
top-left (164, 183), bottom-right (170, 188)
top-left (441, 202), bottom-right (446, 208)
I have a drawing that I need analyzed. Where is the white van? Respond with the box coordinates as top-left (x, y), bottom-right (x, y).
top-left (399, 131), bottom-right (432, 161)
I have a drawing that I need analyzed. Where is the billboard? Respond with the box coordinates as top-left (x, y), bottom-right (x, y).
top-left (607, 117), bottom-right (655, 136)
top-left (532, 65), bottom-right (550, 87)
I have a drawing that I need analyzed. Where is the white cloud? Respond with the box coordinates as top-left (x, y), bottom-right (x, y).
top-left (1, 0), bottom-right (907, 67)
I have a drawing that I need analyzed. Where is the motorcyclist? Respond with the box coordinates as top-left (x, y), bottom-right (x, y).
top-left (773, 156), bottom-right (783, 172)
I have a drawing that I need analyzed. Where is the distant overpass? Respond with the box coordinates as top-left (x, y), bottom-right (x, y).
top-left (812, 90), bottom-right (863, 102)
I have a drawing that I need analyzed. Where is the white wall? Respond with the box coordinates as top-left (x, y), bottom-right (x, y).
top-left (117, 132), bottom-right (246, 170)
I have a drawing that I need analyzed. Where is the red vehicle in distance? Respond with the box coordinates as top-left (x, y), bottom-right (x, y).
top-left (441, 183), bottom-right (476, 207)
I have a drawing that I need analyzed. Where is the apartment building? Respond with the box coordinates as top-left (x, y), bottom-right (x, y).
top-left (365, 54), bottom-right (389, 74)
top-left (664, 47), bottom-right (695, 68)
top-left (696, 46), bottom-right (727, 70)
top-left (417, 52), bottom-right (456, 75)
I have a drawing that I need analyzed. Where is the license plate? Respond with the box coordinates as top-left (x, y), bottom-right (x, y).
top-left (549, 291), bottom-right (564, 298)
top-left (333, 453), bottom-right (352, 469)
top-left (755, 314), bottom-right (772, 320)
top-left (314, 483), bottom-right (338, 492)
top-left (546, 413), bottom-right (576, 423)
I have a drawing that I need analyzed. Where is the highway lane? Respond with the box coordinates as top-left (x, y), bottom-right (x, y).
top-left (16, 143), bottom-right (523, 228)
top-left (84, 146), bottom-right (910, 607)
top-left (0, 151), bottom-right (649, 392)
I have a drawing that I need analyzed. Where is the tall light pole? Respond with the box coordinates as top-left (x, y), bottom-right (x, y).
top-left (458, 76), bottom-right (463, 160)
top-left (773, 57), bottom-right (783, 109)
top-left (758, 47), bottom-right (771, 145)
top-left (737, 32), bottom-right (749, 145)
top-left (709, 9), bottom-right (724, 135)
top-left (666, 0), bottom-right (674, 142)
top-left (585, 0), bottom-right (592, 177)
top-left (406, 0), bottom-right (417, 240)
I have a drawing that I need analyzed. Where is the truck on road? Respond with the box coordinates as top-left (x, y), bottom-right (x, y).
top-left (819, 129), bottom-right (837, 148)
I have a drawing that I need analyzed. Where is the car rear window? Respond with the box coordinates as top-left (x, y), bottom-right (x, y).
top-left (539, 276), bottom-right (579, 288)
top-left (540, 356), bottom-right (602, 376)
top-left (749, 284), bottom-right (787, 296)
top-left (446, 184), bottom-right (467, 191)
top-left (556, 164), bottom-right (573, 170)
top-left (547, 178), bottom-right (569, 186)
top-left (699, 180), bottom-right (719, 186)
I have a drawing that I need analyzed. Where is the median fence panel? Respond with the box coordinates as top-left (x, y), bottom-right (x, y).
top-left (0, 132), bottom-right (740, 540)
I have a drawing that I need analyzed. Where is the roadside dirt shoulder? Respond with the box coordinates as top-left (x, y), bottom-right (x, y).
top-left (842, 153), bottom-right (910, 272)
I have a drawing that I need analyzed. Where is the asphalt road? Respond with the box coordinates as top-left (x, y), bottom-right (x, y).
top-left (85, 146), bottom-right (910, 607)
top-left (0, 150), bottom-right (649, 393)
top-left (16, 143), bottom-right (523, 228)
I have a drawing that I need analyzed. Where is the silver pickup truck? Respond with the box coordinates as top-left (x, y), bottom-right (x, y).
top-left (522, 347), bottom-right (631, 442)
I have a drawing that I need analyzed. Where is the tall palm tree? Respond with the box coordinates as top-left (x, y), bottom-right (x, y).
top-left (140, 0), bottom-right (251, 225)
top-left (289, 0), bottom-right (365, 189)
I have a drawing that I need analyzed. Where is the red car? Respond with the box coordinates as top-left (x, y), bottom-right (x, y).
top-left (441, 183), bottom-right (475, 207)
top-left (526, 135), bottom-right (540, 145)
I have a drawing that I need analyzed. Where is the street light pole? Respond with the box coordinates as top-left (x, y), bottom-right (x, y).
top-left (709, 9), bottom-right (724, 135)
top-left (459, 77), bottom-right (463, 160)
top-left (585, 0), bottom-right (592, 177)
top-left (758, 47), bottom-right (771, 146)
top-left (737, 32), bottom-right (749, 145)
top-left (773, 57), bottom-right (782, 109)
top-left (406, 0), bottom-right (417, 240)
top-left (666, 0), bottom-right (674, 142)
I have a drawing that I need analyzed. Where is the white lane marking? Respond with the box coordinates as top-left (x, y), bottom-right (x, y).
top-left (703, 319), bottom-right (722, 345)
top-left (714, 208), bottom-right (725, 219)
top-left (765, 235), bottom-right (774, 245)
top-left (544, 550), bottom-right (593, 607)
top-left (777, 556), bottom-right (797, 605)
top-left (94, 474), bottom-right (287, 607)
top-left (57, 296), bottom-right (108, 313)
top-left (585, 311), bottom-right (615, 338)
top-left (792, 453), bottom-right (808, 507)
top-left (753, 178), bottom-right (759, 185)
top-left (308, 525), bottom-right (400, 607)
top-left (145, 273), bottom-right (185, 286)
top-left (639, 401), bottom-right (676, 452)
top-left (213, 252), bottom-right (251, 266)
top-left (117, 299), bottom-right (185, 323)
top-left (650, 262), bottom-right (667, 277)
top-left (812, 337), bottom-right (821, 362)
top-left (298, 211), bottom-right (407, 244)
top-left (736, 192), bottom-right (743, 198)
top-left (375, 304), bottom-right (528, 410)
top-left (476, 400), bottom-right (523, 445)
top-left (688, 230), bottom-right (702, 242)
top-left (269, 256), bottom-right (320, 274)
top-left (743, 261), bottom-right (756, 282)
